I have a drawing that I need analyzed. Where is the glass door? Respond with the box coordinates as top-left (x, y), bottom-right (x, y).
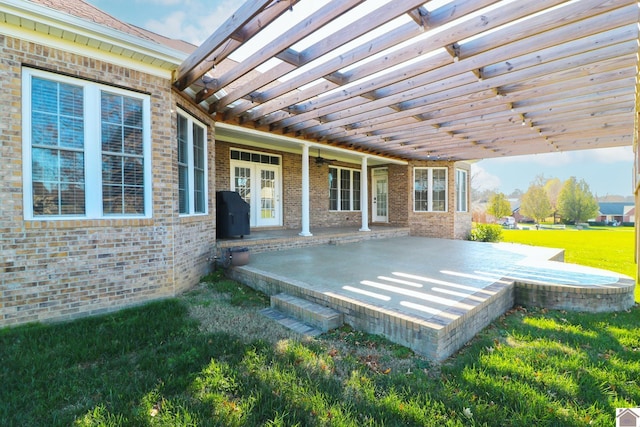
top-left (231, 157), bottom-right (281, 228)
top-left (372, 168), bottom-right (388, 222)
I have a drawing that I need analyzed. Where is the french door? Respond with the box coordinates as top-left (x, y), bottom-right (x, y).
top-left (372, 168), bottom-right (388, 222)
top-left (231, 161), bottom-right (281, 227)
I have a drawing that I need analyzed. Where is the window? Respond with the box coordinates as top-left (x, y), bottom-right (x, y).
top-left (329, 166), bottom-right (360, 211)
top-left (456, 169), bottom-right (468, 212)
top-left (177, 110), bottom-right (207, 215)
top-left (23, 68), bottom-right (151, 219)
top-left (414, 167), bottom-right (447, 212)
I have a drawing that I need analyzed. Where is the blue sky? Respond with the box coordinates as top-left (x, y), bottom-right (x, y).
top-left (86, 0), bottom-right (636, 197)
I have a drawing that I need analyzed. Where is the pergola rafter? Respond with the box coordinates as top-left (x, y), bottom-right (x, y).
top-left (173, 0), bottom-right (640, 161)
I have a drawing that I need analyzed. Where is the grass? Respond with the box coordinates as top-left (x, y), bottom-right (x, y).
top-left (1, 229), bottom-right (639, 426)
top-left (501, 226), bottom-right (638, 300)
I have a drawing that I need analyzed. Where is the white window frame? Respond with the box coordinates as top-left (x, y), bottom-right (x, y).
top-left (413, 167), bottom-right (448, 212)
top-left (177, 109), bottom-right (208, 216)
top-left (456, 168), bottom-right (468, 212)
top-left (22, 68), bottom-right (152, 220)
top-left (329, 166), bottom-right (361, 212)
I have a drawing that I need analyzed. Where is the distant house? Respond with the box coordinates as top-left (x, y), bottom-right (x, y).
top-left (595, 202), bottom-right (635, 225)
top-left (510, 200), bottom-right (536, 224)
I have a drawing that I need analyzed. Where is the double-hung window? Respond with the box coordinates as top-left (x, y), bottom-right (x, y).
top-left (177, 110), bottom-right (207, 215)
top-left (456, 168), bottom-right (468, 212)
top-left (22, 68), bottom-right (151, 219)
top-left (329, 166), bottom-right (361, 211)
top-left (414, 167), bottom-right (447, 212)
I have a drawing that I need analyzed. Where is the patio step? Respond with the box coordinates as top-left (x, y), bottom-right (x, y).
top-left (266, 293), bottom-right (343, 334)
top-left (260, 307), bottom-right (323, 337)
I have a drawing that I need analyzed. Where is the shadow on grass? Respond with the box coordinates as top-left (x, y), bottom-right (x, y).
top-left (2, 298), bottom-right (639, 426)
top-left (441, 305), bottom-right (640, 426)
top-left (0, 300), bottom-right (460, 426)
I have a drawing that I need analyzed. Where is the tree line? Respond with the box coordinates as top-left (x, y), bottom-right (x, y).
top-left (486, 175), bottom-right (599, 225)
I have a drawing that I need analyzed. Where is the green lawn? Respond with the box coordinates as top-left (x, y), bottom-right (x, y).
top-left (1, 233), bottom-right (639, 426)
top-left (502, 226), bottom-right (638, 300)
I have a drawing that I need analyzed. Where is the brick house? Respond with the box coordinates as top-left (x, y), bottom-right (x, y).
top-left (595, 202), bottom-right (635, 225)
top-left (0, 0), bottom-right (472, 327)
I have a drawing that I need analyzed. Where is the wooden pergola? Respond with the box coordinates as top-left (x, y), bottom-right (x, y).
top-left (173, 0), bottom-right (639, 161)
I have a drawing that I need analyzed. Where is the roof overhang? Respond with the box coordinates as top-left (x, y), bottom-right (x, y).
top-left (216, 122), bottom-right (408, 166)
top-left (174, 0), bottom-right (640, 162)
top-left (0, 0), bottom-right (189, 74)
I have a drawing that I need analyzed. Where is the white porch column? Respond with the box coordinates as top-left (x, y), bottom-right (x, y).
top-left (299, 143), bottom-right (313, 236)
top-left (360, 156), bottom-right (371, 232)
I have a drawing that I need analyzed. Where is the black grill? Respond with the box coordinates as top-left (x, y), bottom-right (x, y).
top-left (216, 191), bottom-right (250, 238)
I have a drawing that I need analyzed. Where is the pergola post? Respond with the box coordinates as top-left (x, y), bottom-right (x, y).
top-left (299, 143), bottom-right (313, 236)
top-left (360, 156), bottom-right (371, 232)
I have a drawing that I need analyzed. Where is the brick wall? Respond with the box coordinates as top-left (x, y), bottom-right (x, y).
top-left (0, 36), bottom-right (216, 326)
top-left (214, 141), bottom-right (472, 239)
top-left (215, 141), bottom-right (364, 230)
top-left (406, 160), bottom-right (472, 239)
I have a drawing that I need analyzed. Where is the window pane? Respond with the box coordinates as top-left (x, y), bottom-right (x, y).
top-left (433, 169), bottom-right (446, 212)
top-left (193, 124), bottom-right (205, 213)
top-left (32, 78), bottom-right (59, 113)
top-left (353, 171), bottom-right (361, 211)
top-left (32, 180), bottom-right (59, 216)
top-left (60, 117), bottom-right (84, 149)
top-left (178, 165), bottom-right (188, 214)
top-left (60, 183), bottom-right (85, 215)
top-left (124, 186), bottom-right (144, 214)
top-left (329, 168), bottom-right (338, 210)
top-left (102, 123), bottom-right (123, 153)
top-left (456, 170), bottom-right (467, 212)
top-left (193, 124), bottom-right (205, 169)
top-left (124, 128), bottom-right (143, 156)
top-left (32, 147), bottom-right (59, 182)
top-left (177, 114), bottom-right (189, 214)
top-left (32, 113), bottom-right (59, 147)
top-left (102, 155), bottom-right (121, 185)
top-left (123, 157), bottom-right (144, 186)
top-left (101, 92), bottom-right (122, 124)
top-left (60, 150), bottom-right (85, 184)
top-left (414, 169), bottom-right (429, 211)
top-left (234, 167), bottom-right (251, 204)
top-left (102, 185), bottom-right (121, 215)
top-left (340, 169), bottom-right (350, 210)
top-left (30, 77), bottom-right (85, 217)
top-left (123, 97), bottom-right (143, 128)
top-left (59, 83), bottom-right (84, 117)
top-left (194, 168), bottom-right (205, 213)
top-left (101, 92), bottom-right (145, 215)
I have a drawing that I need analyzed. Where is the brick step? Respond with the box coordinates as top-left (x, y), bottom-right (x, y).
top-left (260, 307), bottom-right (324, 337)
top-left (269, 293), bottom-right (343, 333)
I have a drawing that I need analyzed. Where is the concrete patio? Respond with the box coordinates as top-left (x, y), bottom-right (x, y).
top-left (226, 234), bottom-right (635, 361)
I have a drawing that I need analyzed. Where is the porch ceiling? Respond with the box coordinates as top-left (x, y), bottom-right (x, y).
top-left (174, 0), bottom-right (640, 162)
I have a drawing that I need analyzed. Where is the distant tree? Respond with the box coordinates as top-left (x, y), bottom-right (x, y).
top-left (487, 192), bottom-right (512, 220)
top-left (508, 188), bottom-right (523, 199)
top-left (544, 177), bottom-right (563, 221)
top-left (520, 184), bottom-right (552, 225)
top-left (557, 177), bottom-right (599, 224)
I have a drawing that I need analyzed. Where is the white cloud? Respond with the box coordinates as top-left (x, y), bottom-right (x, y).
top-left (144, 0), bottom-right (237, 45)
top-left (573, 146), bottom-right (633, 164)
top-left (470, 164), bottom-right (501, 191)
top-left (480, 145), bottom-right (633, 168)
